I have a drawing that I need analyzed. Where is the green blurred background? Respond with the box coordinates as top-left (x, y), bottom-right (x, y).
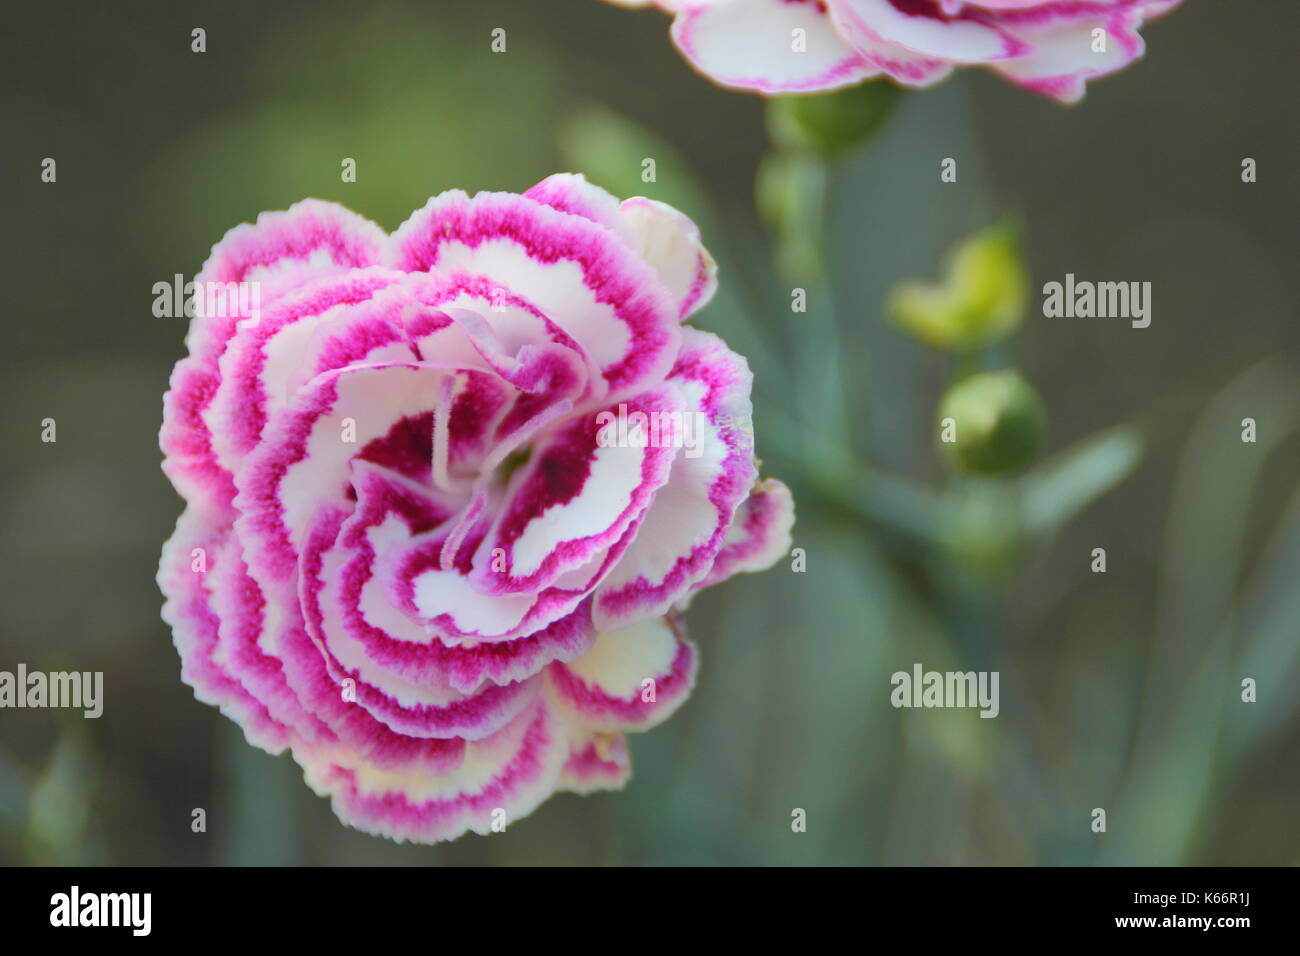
top-left (1, 0), bottom-right (1297, 865)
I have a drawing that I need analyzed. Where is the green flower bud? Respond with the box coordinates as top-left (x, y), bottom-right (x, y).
top-left (766, 82), bottom-right (902, 159)
top-left (937, 370), bottom-right (1045, 475)
top-left (889, 224), bottom-right (1027, 352)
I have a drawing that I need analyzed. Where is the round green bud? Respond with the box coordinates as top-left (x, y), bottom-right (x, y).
top-left (766, 82), bottom-right (902, 159)
top-left (937, 370), bottom-right (1045, 475)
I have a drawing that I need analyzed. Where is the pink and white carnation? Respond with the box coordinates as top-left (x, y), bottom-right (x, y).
top-left (158, 175), bottom-right (794, 844)
top-left (605, 0), bottom-right (1181, 103)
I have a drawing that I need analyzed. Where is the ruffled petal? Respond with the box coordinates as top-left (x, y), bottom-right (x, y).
top-left (592, 328), bottom-right (756, 629)
top-left (619, 198), bottom-right (718, 321)
top-left (524, 173), bottom-right (636, 245)
top-left (389, 189), bottom-right (681, 400)
top-left (547, 615), bottom-right (696, 732)
top-left (235, 361), bottom-right (439, 589)
top-left (525, 176), bottom-right (718, 322)
top-left (206, 267), bottom-right (407, 479)
top-left (991, 3), bottom-right (1158, 103)
top-left (295, 701), bottom-right (569, 844)
top-left (692, 477), bottom-right (795, 593)
top-left (161, 201), bottom-right (390, 519)
top-left (465, 385), bottom-right (685, 599)
top-left (670, 0), bottom-right (881, 94)
top-left (833, 0), bottom-right (1028, 62)
top-left (158, 510), bottom-right (297, 752)
top-left (557, 732), bottom-right (632, 795)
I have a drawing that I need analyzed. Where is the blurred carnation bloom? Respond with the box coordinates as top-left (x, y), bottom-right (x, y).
top-left (158, 175), bottom-right (793, 843)
top-left (605, 0), bottom-right (1181, 103)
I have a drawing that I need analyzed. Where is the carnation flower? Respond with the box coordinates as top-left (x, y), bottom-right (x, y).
top-left (606, 0), bottom-right (1181, 103)
top-left (158, 175), bottom-right (794, 843)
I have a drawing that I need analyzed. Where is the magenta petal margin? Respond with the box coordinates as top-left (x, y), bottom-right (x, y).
top-left (605, 0), bottom-right (1182, 102)
top-left (158, 176), bottom-right (794, 844)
